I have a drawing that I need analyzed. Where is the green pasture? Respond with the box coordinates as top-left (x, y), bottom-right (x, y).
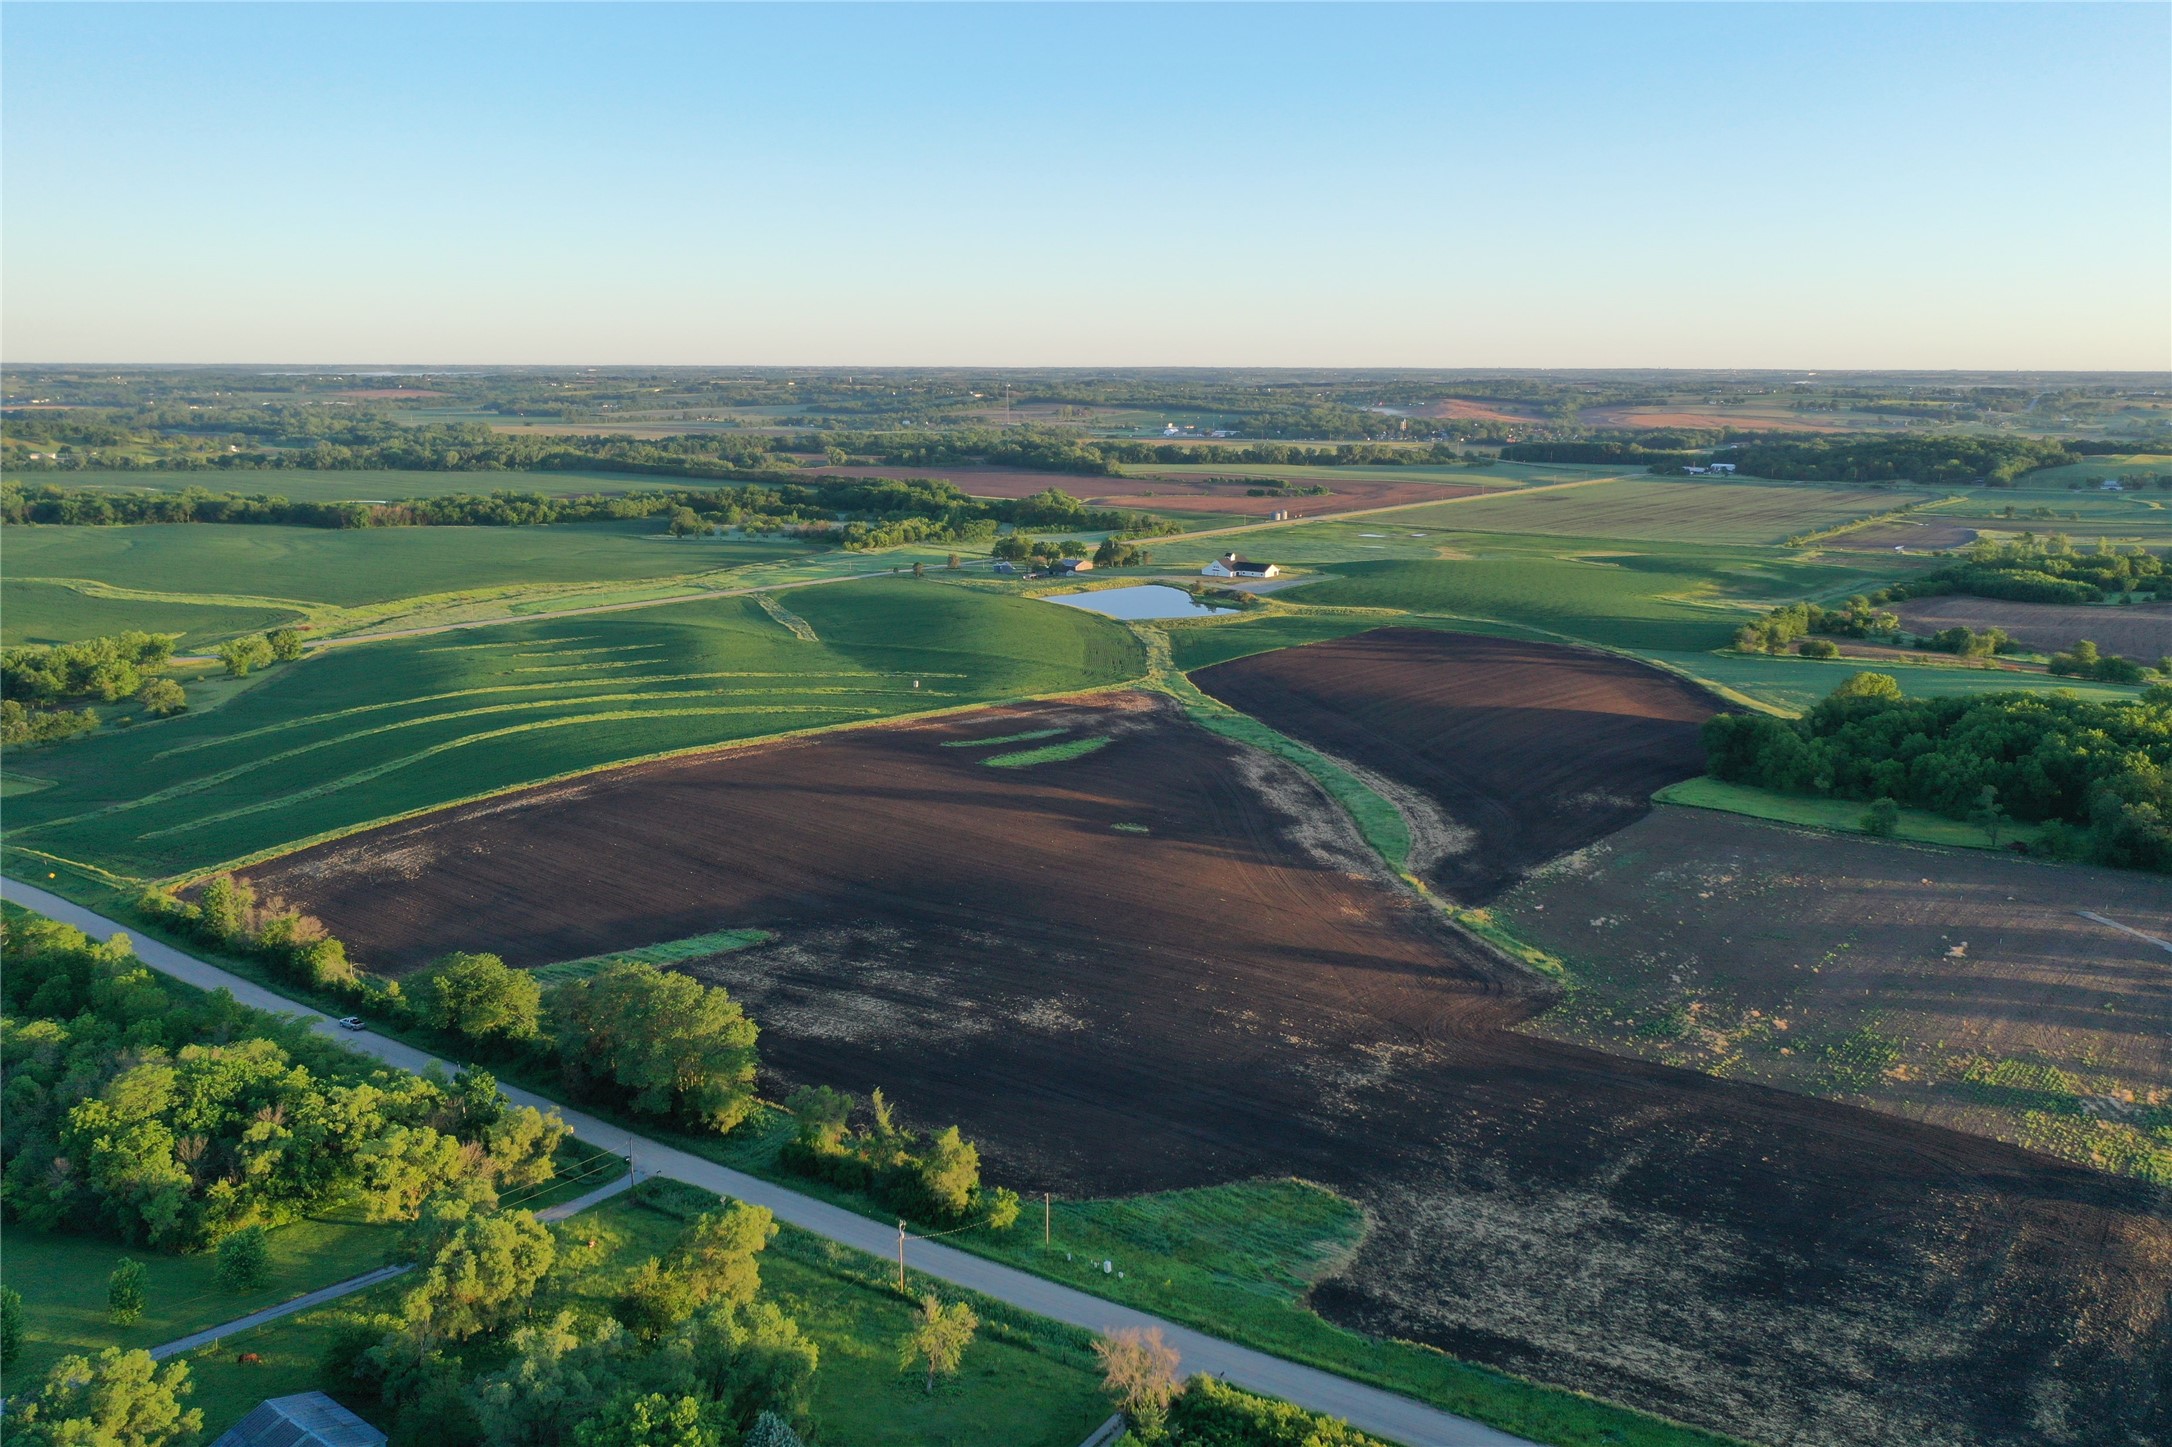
top-left (1407, 479), bottom-right (1943, 546)
top-left (0, 1215), bottom-right (401, 1387)
top-left (1936, 488), bottom-right (2172, 547)
top-left (2011, 454), bottom-right (2172, 488)
top-left (2, 519), bottom-right (809, 613)
top-left (1641, 648), bottom-right (2155, 714)
top-left (1653, 779), bottom-right (2046, 852)
top-left (1281, 541), bottom-right (1891, 653)
top-left (3, 579), bottom-right (1145, 879)
top-left (3, 467), bottom-right (697, 502)
top-left (2, 577), bottom-right (304, 648)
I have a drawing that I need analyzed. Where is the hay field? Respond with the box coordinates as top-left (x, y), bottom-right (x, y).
top-left (2, 579), bottom-right (1143, 879)
top-left (1425, 478), bottom-right (1940, 545)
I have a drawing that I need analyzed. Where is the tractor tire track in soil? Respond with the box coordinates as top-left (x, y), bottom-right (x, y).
top-left (1192, 630), bottom-right (1720, 903)
top-left (251, 691), bottom-right (2169, 1447)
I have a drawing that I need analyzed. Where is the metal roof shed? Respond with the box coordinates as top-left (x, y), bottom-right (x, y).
top-left (210, 1393), bottom-right (387, 1447)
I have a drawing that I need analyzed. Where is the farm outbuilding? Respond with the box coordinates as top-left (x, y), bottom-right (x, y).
top-left (210, 1393), bottom-right (386, 1447)
top-left (1203, 552), bottom-right (1278, 578)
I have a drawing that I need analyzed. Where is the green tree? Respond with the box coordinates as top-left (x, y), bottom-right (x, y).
top-left (399, 1209), bottom-right (556, 1345)
top-left (217, 1225), bottom-right (271, 1292)
top-left (267, 628), bottom-right (305, 662)
top-left (1797, 638), bottom-right (1839, 659)
top-left (107, 1258), bottom-right (148, 1325)
top-left (898, 1294), bottom-right (977, 1394)
top-left (547, 962), bottom-right (759, 1131)
top-left (573, 1393), bottom-right (711, 1447)
top-left (741, 1413), bottom-right (805, 1447)
top-left (912, 1127), bottom-right (980, 1219)
top-left (667, 507), bottom-right (702, 538)
top-left (416, 952), bottom-right (543, 1041)
top-left (136, 678), bottom-right (187, 717)
top-left (1831, 670), bottom-right (1902, 701)
top-left (214, 636), bottom-right (275, 677)
top-left (472, 1311), bottom-right (632, 1447)
top-left (1971, 785), bottom-right (2007, 847)
top-left (785, 1085), bottom-right (852, 1153)
top-left (193, 873), bottom-right (255, 943)
top-left (1861, 798), bottom-right (1900, 838)
top-left (2, 1284), bottom-right (24, 1367)
top-left (5, 1348), bottom-right (203, 1447)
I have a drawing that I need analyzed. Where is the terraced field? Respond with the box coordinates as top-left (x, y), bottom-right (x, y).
top-left (1, 579), bottom-right (1143, 879)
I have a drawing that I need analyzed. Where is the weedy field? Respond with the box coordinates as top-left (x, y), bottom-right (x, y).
top-left (2, 579), bottom-right (1143, 879)
top-left (1498, 807), bottom-right (2172, 1185)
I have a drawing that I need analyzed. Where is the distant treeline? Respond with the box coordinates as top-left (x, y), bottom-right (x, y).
top-left (1, 477), bottom-right (1153, 546)
top-left (1705, 674), bottom-right (2172, 872)
top-left (1499, 441), bottom-right (1706, 466)
top-left (1713, 435), bottom-right (2079, 486)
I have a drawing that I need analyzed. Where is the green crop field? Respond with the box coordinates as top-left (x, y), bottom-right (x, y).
top-left (2010, 454), bottom-right (2172, 488)
top-left (1122, 459), bottom-right (1623, 489)
top-left (1405, 479), bottom-right (1943, 546)
top-left (3, 579), bottom-right (1144, 879)
top-left (1638, 647), bottom-right (2153, 713)
top-left (1281, 542), bottom-right (1890, 653)
top-left (3, 467), bottom-right (697, 502)
top-left (3, 577), bottom-right (305, 647)
top-left (3, 519), bottom-right (809, 614)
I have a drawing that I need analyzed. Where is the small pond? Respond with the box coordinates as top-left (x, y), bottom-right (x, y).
top-left (1043, 584), bottom-right (1228, 620)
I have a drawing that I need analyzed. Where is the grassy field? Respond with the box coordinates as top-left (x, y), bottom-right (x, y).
top-left (2012, 454), bottom-right (2172, 488)
top-left (1280, 543), bottom-right (1887, 653)
top-left (3, 467), bottom-right (703, 502)
top-left (3, 519), bottom-right (808, 614)
top-left (1638, 647), bottom-right (2154, 712)
top-left (1654, 778), bottom-right (2046, 851)
top-left (2, 579), bottom-right (1145, 880)
top-left (3, 577), bottom-right (305, 647)
top-left (1377, 479), bottom-right (1944, 546)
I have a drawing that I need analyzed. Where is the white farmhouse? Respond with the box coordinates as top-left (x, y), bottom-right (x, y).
top-left (1203, 552), bottom-right (1279, 579)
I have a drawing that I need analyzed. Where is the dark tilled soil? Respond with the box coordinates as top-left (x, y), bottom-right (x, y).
top-left (253, 693), bottom-right (2170, 1447)
top-left (1192, 630), bottom-right (1719, 903)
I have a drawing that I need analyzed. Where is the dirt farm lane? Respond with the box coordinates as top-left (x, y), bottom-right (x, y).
top-left (0, 877), bottom-right (1534, 1447)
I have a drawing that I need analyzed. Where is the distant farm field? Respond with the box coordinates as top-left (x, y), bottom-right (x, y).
top-left (1499, 807), bottom-right (2172, 1185)
top-left (1892, 596), bottom-right (2172, 659)
top-left (2, 520), bottom-right (804, 612)
top-left (1425, 479), bottom-right (1939, 545)
top-left (2, 577), bottom-right (304, 647)
top-left (1284, 544), bottom-right (1885, 652)
top-left (3, 579), bottom-right (1143, 878)
top-left (1193, 631), bottom-right (1717, 901)
top-left (3, 467), bottom-right (697, 501)
top-left (2013, 454), bottom-right (2172, 488)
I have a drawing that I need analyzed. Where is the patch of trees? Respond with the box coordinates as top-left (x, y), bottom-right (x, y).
top-left (2, 631), bottom-right (185, 747)
top-left (1702, 674), bottom-right (2172, 871)
top-left (1719, 434), bottom-right (2077, 486)
top-left (326, 1182), bottom-right (818, 1447)
top-left (0, 914), bottom-right (568, 1252)
top-left (3, 476), bottom-right (1153, 549)
top-left (4, 1346), bottom-right (204, 1447)
top-left (1733, 598), bottom-right (1898, 654)
top-left (1500, 441), bottom-right (1705, 466)
top-left (781, 1085), bottom-right (1021, 1229)
top-left (1883, 537), bottom-right (2167, 606)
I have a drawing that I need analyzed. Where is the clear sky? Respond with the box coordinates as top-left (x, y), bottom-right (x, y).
top-left (3, 2), bottom-right (2165, 369)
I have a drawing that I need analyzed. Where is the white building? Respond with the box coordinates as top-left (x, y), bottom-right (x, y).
top-left (1203, 552), bottom-right (1279, 579)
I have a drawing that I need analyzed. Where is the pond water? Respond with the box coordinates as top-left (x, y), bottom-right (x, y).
top-left (1043, 584), bottom-right (1227, 620)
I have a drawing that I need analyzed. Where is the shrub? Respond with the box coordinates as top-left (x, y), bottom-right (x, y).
top-left (1862, 798), bottom-right (1900, 837)
top-left (1798, 638), bottom-right (1840, 659)
top-left (107, 1259), bottom-right (147, 1325)
top-left (217, 1226), bottom-right (271, 1291)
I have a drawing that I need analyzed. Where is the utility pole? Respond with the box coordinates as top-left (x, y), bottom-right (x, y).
top-left (897, 1221), bottom-right (908, 1294)
top-left (1044, 1192), bottom-right (1051, 1247)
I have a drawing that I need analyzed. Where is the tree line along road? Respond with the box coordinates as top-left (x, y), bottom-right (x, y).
top-left (0, 877), bottom-right (1535, 1447)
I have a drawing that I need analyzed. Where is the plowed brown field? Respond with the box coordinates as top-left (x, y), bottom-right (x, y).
top-left (252, 693), bottom-right (2169, 1447)
top-left (1894, 596), bottom-right (2172, 658)
top-left (1192, 630), bottom-right (1717, 901)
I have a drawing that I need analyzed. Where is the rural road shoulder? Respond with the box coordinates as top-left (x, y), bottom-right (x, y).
top-left (2, 879), bottom-right (1537, 1447)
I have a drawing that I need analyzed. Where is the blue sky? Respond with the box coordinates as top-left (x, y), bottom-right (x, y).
top-left (3, 2), bottom-right (2165, 367)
